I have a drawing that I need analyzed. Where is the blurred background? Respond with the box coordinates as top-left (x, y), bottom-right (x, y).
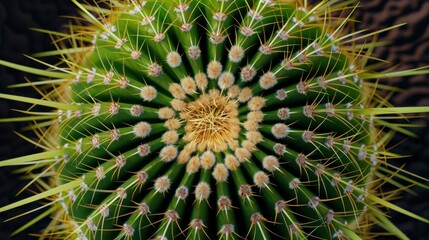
top-left (0, 0), bottom-right (428, 239)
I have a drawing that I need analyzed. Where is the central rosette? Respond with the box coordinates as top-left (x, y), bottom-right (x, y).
top-left (180, 91), bottom-right (240, 152)
top-left (161, 69), bottom-right (269, 179)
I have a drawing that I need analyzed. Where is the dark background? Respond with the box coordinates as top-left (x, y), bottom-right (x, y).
top-left (0, 0), bottom-right (428, 239)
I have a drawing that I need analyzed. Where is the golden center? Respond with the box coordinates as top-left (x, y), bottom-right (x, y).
top-left (180, 91), bottom-right (240, 152)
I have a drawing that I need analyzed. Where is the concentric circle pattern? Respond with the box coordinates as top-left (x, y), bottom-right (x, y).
top-left (58, 1), bottom-right (378, 239)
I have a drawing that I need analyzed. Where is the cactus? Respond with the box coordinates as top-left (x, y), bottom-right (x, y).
top-left (1, 0), bottom-right (429, 239)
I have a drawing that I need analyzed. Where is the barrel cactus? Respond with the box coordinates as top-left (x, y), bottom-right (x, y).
top-left (1, 0), bottom-right (429, 239)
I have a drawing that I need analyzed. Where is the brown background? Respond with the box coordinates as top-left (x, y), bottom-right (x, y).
top-left (0, 0), bottom-right (428, 239)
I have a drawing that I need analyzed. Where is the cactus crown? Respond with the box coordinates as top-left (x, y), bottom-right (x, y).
top-left (1, 0), bottom-right (429, 239)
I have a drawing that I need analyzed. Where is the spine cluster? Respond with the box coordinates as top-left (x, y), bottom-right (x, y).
top-left (5, 0), bottom-right (429, 240)
top-left (56, 0), bottom-right (379, 239)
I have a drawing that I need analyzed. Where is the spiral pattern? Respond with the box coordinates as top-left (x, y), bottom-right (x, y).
top-left (57, 1), bottom-right (378, 239)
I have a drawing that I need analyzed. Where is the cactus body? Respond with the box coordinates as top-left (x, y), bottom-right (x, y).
top-left (60, 1), bottom-right (376, 239)
top-left (1, 0), bottom-right (429, 239)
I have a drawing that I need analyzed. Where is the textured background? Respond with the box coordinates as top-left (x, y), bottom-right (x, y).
top-left (0, 0), bottom-right (428, 239)
top-left (0, 1), bottom-right (78, 239)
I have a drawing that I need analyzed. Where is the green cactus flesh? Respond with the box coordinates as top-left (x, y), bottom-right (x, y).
top-left (58, 1), bottom-right (374, 239)
top-left (3, 0), bottom-right (429, 239)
